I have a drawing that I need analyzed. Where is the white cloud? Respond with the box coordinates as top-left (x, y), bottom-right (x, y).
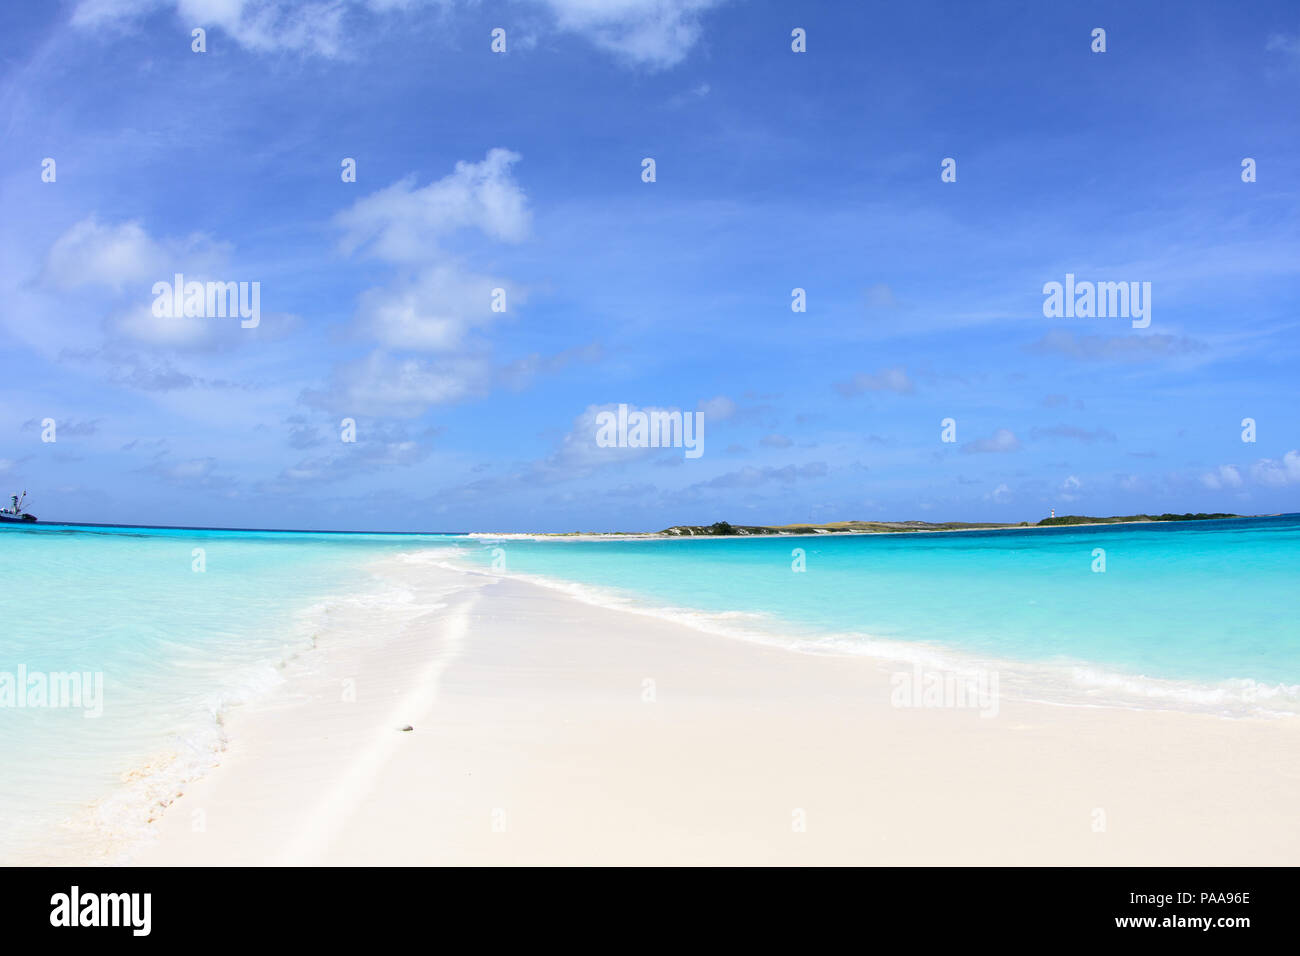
top-left (1201, 464), bottom-right (1243, 490)
top-left (1266, 32), bottom-right (1300, 67)
top-left (336, 149), bottom-right (530, 262)
top-left (357, 264), bottom-right (508, 351)
top-left (986, 483), bottom-right (1011, 503)
top-left (321, 151), bottom-right (534, 416)
top-left (962, 428), bottom-right (1021, 454)
top-left (1029, 330), bottom-right (1206, 362)
top-left (73, 0), bottom-right (722, 67)
top-left (43, 217), bottom-right (225, 292)
top-left (309, 350), bottom-right (489, 417)
top-left (74, 0), bottom-right (358, 57)
top-left (1250, 450), bottom-right (1300, 486)
top-left (834, 366), bottom-right (914, 396)
top-left (536, 0), bottom-right (726, 69)
top-left (39, 217), bottom-right (273, 351)
top-left (112, 300), bottom-right (217, 348)
top-left (1200, 453), bottom-right (1300, 490)
top-left (547, 402), bottom-right (699, 474)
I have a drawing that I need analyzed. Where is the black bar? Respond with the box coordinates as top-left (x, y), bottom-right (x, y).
top-left (0, 866), bottom-right (1288, 942)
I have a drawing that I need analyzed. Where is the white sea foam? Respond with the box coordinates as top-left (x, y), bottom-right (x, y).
top-left (19, 554), bottom-right (468, 865)
top-left (433, 551), bottom-right (1300, 720)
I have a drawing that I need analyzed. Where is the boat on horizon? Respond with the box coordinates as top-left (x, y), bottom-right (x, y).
top-left (0, 491), bottom-right (37, 523)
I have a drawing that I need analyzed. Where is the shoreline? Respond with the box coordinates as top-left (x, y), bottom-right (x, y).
top-left (465, 514), bottom-right (1268, 541)
top-left (118, 553), bottom-right (1300, 866)
top-left (434, 556), bottom-right (1300, 720)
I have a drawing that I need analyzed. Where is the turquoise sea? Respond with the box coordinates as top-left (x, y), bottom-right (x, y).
top-left (0, 523), bottom-right (456, 860)
top-left (455, 515), bottom-right (1300, 709)
top-left (1, 515), bottom-right (1297, 858)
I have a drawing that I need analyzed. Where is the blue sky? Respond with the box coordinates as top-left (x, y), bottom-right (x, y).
top-left (1, 0), bottom-right (1297, 531)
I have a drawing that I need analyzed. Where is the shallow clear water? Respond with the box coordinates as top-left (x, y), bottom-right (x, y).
top-left (0, 523), bottom-right (459, 860)
top-left (2, 515), bottom-right (1297, 859)
top-left (457, 515), bottom-right (1300, 713)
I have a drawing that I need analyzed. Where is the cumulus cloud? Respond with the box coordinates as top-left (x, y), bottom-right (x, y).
top-left (546, 402), bottom-right (703, 474)
top-left (325, 150), bottom-right (534, 416)
top-left (1201, 464), bottom-right (1243, 490)
top-left (39, 217), bottom-right (292, 355)
top-left (536, 0), bottom-right (727, 69)
top-left (1250, 450), bottom-right (1300, 486)
top-left (336, 149), bottom-right (530, 262)
top-left (356, 264), bottom-right (507, 351)
top-left (42, 217), bottom-right (226, 294)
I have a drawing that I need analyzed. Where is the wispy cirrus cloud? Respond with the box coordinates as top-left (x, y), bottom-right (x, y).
top-left (1028, 330), bottom-right (1207, 362)
top-left (962, 429), bottom-right (1020, 454)
top-left (1030, 424), bottom-right (1116, 444)
top-left (72, 0), bottom-right (725, 67)
top-left (303, 351), bottom-right (491, 418)
top-left (273, 421), bottom-right (440, 485)
top-left (833, 366), bottom-right (914, 397)
top-left (537, 0), bottom-right (729, 69)
top-left (72, 0), bottom-right (377, 57)
top-left (1265, 31), bottom-right (1300, 69)
top-left (688, 461), bottom-right (827, 491)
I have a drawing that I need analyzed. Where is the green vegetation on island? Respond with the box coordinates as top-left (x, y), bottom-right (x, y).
top-left (660, 513), bottom-right (1243, 536)
top-left (1035, 512), bottom-right (1238, 526)
top-left (661, 519), bottom-right (1025, 536)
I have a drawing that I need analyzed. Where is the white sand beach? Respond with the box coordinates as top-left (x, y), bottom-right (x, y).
top-left (127, 554), bottom-right (1300, 866)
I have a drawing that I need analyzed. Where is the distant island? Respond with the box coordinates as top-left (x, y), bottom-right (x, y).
top-left (467, 513), bottom-right (1247, 539)
top-left (659, 514), bottom-right (1241, 536)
